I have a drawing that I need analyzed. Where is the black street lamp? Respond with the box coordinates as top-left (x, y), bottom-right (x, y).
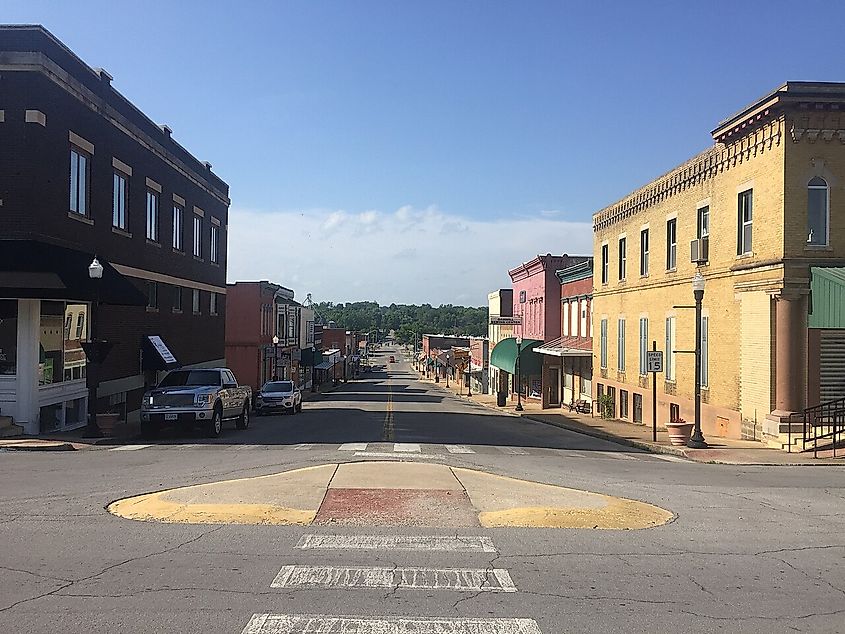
top-left (515, 336), bottom-right (523, 411)
top-left (272, 335), bottom-right (280, 380)
top-left (84, 257), bottom-right (104, 437)
top-left (687, 272), bottom-right (708, 449)
top-left (310, 346), bottom-right (317, 393)
top-left (466, 352), bottom-right (472, 397)
top-left (445, 351), bottom-right (450, 388)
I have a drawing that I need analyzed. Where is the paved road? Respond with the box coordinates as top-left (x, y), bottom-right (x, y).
top-left (2, 347), bottom-right (845, 633)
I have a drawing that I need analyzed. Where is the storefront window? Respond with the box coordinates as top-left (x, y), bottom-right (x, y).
top-left (0, 300), bottom-right (17, 375)
top-left (39, 301), bottom-right (65, 385)
top-left (64, 303), bottom-right (88, 381)
top-left (39, 301), bottom-right (88, 385)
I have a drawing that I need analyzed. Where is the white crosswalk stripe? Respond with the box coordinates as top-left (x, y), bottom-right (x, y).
top-left (108, 444), bottom-right (152, 451)
top-left (242, 614), bottom-right (542, 634)
top-left (595, 450), bottom-right (640, 460)
top-left (293, 443), bottom-right (313, 450)
top-left (497, 446), bottom-right (528, 455)
top-left (270, 565), bottom-right (517, 592)
top-left (296, 534), bottom-right (497, 553)
top-left (338, 442), bottom-right (368, 451)
top-left (353, 451), bottom-right (445, 460)
top-left (445, 444), bottom-right (476, 454)
top-left (651, 453), bottom-right (689, 462)
top-left (393, 443), bottom-right (421, 452)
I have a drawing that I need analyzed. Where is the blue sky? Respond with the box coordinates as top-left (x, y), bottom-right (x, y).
top-left (6, 1), bottom-right (845, 304)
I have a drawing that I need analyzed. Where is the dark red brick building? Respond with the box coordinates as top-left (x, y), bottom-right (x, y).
top-left (0, 26), bottom-right (229, 433)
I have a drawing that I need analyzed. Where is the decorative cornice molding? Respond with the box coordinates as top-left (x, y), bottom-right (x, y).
top-left (0, 51), bottom-right (230, 206)
top-left (592, 117), bottom-right (784, 233)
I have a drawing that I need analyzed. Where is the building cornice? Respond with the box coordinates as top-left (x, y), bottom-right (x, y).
top-left (594, 82), bottom-right (845, 234)
top-left (0, 50), bottom-right (230, 206)
top-left (556, 259), bottom-right (593, 284)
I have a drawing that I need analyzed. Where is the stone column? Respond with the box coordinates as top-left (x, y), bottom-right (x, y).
top-left (769, 293), bottom-right (806, 420)
top-left (15, 299), bottom-right (41, 434)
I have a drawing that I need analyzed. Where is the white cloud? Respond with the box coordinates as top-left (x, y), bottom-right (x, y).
top-left (226, 205), bottom-right (593, 305)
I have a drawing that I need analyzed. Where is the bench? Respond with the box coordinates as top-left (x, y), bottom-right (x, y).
top-left (567, 399), bottom-right (592, 414)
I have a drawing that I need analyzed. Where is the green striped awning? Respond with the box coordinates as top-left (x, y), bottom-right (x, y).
top-left (489, 337), bottom-right (543, 375)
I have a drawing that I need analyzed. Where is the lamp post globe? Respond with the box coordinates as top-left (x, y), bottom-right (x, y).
top-left (88, 257), bottom-right (104, 279)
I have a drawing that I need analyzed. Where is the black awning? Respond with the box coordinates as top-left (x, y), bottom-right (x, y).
top-left (142, 335), bottom-right (179, 371)
top-left (0, 240), bottom-right (147, 306)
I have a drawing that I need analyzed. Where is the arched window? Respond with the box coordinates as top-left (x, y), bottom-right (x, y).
top-left (808, 176), bottom-right (829, 246)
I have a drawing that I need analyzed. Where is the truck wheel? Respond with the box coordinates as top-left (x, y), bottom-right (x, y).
top-left (236, 404), bottom-right (250, 429)
top-left (206, 406), bottom-right (222, 438)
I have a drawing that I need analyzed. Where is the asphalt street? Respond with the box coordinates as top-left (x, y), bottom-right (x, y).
top-left (2, 347), bottom-right (845, 633)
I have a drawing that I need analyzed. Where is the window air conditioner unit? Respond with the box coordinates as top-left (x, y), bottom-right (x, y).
top-left (690, 237), bottom-right (709, 264)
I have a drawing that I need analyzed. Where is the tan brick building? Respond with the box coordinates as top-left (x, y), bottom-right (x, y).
top-left (592, 82), bottom-right (845, 442)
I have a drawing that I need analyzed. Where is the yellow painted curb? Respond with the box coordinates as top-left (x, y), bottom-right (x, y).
top-left (108, 491), bottom-right (316, 525)
top-left (478, 498), bottom-right (674, 530)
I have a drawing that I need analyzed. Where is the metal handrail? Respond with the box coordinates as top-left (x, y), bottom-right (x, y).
top-left (793, 398), bottom-right (845, 458)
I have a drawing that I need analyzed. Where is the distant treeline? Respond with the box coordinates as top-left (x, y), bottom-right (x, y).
top-left (313, 302), bottom-right (488, 343)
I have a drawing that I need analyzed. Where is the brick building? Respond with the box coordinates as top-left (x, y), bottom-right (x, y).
top-left (491, 254), bottom-right (589, 404)
top-left (486, 289), bottom-right (513, 396)
top-left (0, 26), bottom-right (229, 433)
top-left (536, 258), bottom-right (593, 408)
top-left (225, 282), bottom-right (298, 393)
top-left (592, 81), bottom-right (845, 442)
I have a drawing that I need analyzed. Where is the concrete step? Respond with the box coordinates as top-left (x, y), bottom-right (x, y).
top-left (0, 415), bottom-right (23, 438)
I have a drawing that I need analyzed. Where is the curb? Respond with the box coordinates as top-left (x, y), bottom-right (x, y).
top-left (424, 380), bottom-right (845, 467)
top-left (1, 442), bottom-right (76, 452)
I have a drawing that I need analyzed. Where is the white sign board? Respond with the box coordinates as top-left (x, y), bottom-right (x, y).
top-left (490, 316), bottom-right (522, 325)
top-left (148, 336), bottom-right (177, 365)
top-left (646, 351), bottom-right (663, 373)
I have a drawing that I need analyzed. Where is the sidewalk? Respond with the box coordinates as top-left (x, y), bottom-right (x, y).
top-left (418, 370), bottom-right (845, 466)
top-left (6, 380), bottom-right (349, 449)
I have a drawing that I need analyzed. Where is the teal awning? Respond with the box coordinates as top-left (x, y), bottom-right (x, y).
top-left (490, 337), bottom-right (543, 375)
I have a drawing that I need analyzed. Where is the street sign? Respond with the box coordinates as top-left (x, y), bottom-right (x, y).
top-left (490, 316), bottom-right (522, 325)
top-left (647, 351), bottom-right (663, 373)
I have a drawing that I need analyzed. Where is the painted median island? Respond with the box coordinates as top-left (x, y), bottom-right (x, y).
top-left (107, 462), bottom-right (674, 530)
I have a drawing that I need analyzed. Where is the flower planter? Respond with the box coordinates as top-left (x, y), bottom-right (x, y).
top-left (96, 413), bottom-right (122, 437)
top-left (665, 421), bottom-right (694, 446)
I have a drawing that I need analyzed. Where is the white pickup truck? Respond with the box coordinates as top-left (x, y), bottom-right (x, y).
top-left (140, 368), bottom-right (252, 438)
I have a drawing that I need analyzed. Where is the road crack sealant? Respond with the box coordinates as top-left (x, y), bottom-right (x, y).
top-left (0, 525), bottom-right (224, 614)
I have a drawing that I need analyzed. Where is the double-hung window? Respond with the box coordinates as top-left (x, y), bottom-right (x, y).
top-left (617, 318), bottom-right (626, 371)
top-left (69, 146), bottom-right (90, 216)
top-left (147, 281), bottom-right (158, 309)
top-left (173, 286), bottom-right (182, 312)
top-left (618, 238), bottom-right (627, 281)
top-left (665, 316), bottom-right (676, 381)
top-left (562, 303), bottom-right (569, 336)
top-left (210, 224), bottom-right (219, 264)
top-left (600, 319), bottom-right (608, 369)
top-left (639, 317), bottom-right (648, 375)
top-left (697, 205), bottom-right (710, 239)
top-left (192, 289), bottom-right (201, 314)
top-left (193, 214), bottom-right (203, 257)
top-left (146, 190), bottom-right (159, 242)
top-left (112, 171), bottom-right (128, 230)
top-left (737, 189), bottom-right (753, 255)
top-left (808, 177), bottom-right (829, 246)
top-left (666, 219), bottom-right (677, 270)
top-left (640, 229), bottom-right (649, 276)
top-left (601, 244), bottom-right (609, 284)
top-left (210, 293), bottom-right (218, 316)
top-left (172, 204), bottom-right (184, 251)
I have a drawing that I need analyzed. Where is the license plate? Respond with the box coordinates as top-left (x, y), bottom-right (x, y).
top-left (164, 413), bottom-right (178, 421)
